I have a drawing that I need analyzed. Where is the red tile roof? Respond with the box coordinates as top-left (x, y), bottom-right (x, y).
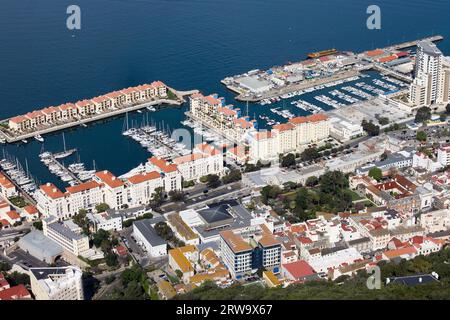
top-left (196, 143), bottom-right (221, 156)
top-left (272, 123), bottom-right (294, 132)
top-left (0, 284), bottom-right (31, 300)
top-left (148, 157), bottom-right (178, 173)
top-left (127, 171), bottom-right (161, 184)
top-left (0, 219), bottom-right (10, 227)
top-left (66, 181), bottom-right (101, 194)
top-left (0, 173), bottom-right (15, 189)
top-left (95, 170), bottom-right (125, 188)
top-left (173, 153), bottom-right (206, 165)
top-left (40, 183), bottom-right (65, 199)
top-left (9, 115), bottom-right (29, 124)
top-left (23, 205), bottom-right (38, 215)
top-left (218, 107), bottom-right (236, 117)
top-left (289, 114), bottom-right (328, 125)
top-left (366, 49), bottom-right (384, 57)
top-left (6, 211), bottom-right (20, 220)
top-left (254, 131), bottom-right (273, 141)
top-left (282, 260), bottom-right (315, 279)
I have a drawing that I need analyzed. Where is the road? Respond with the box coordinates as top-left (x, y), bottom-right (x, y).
top-left (158, 181), bottom-right (245, 213)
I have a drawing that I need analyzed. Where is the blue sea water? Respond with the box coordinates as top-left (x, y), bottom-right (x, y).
top-left (0, 0), bottom-right (449, 187)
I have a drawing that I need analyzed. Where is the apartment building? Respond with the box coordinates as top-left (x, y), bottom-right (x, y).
top-left (29, 266), bottom-right (84, 300)
top-left (173, 143), bottom-right (223, 182)
top-left (126, 171), bottom-right (163, 206)
top-left (0, 172), bottom-right (18, 198)
top-left (168, 246), bottom-right (198, 283)
top-left (189, 93), bottom-right (257, 143)
top-left (437, 144), bottom-right (450, 167)
top-left (65, 181), bottom-right (103, 215)
top-left (220, 230), bottom-right (253, 279)
top-left (420, 209), bottom-right (450, 233)
top-left (8, 81), bottom-right (168, 132)
top-left (409, 41), bottom-right (449, 106)
top-left (248, 114), bottom-right (330, 161)
top-left (147, 157), bottom-right (182, 192)
top-left (35, 183), bottom-right (69, 219)
top-left (219, 229), bottom-right (282, 279)
top-left (93, 170), bottom-right (127, 210)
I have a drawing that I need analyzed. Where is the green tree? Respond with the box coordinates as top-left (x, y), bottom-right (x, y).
top-left (175, 270), bottom-right (183, 279)
top-left (32, 221), bottom-right (43, 230)
top-left (281, 153), bottom-right (296, 167)
top-left (6, 272), bottom-right (30, 286)
top-left (169, 190), bottom-right (185, 202)
top-left (205, 174), bottom-right (220, 188)
top-left (152, 187), bottom-right (164, 205)
top-left (368, 167), bottom-right (383, 181)
top-left (95, 203), bottom-right (110, 212)
top-left (301, 147), bottom-right (320, 162)
top-left (0, 261), bottom-right (11, 272)
top-left (415, 106), bottom-right (431, 123)
top-left (416, 131), bottom-right (427, 142)
top-left (361, 120), bottom-right (380, 136)
top-left (221, 169), bottom-right (242, 184)
top-left (73, 209), bottom-right (90, 234)
top-left (305, 176), bottom-right (319, 187)
top-left (378, 117), bottom-right (390, 126)
top-left (105, 253), bottom-right (119, 267)
top-left (154, 222), bottom-right (173, 241)
top-left (92, 229), bottom-right (110, 248)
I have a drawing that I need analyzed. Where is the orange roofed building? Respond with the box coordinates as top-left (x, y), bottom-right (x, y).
top-left (147, 157), bottom-right (182, 192)
top-left (0, 172), bottom-right (18, 198)
top-left (189, 92), bottom-right (257, 143)
top-left (8, 81), bottom-right (168, 132)
top-left (171, 143), bottom-right (224, 182)
top-left (249, 113), bottom-right (330, 162)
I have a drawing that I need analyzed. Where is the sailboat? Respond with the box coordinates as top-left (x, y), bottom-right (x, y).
top-left (54, 133), bottom-right (76, 159)
top-left (122, 112), bottom-right (136, 136)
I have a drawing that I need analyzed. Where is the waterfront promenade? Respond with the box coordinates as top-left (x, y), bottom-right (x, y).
top-left (0, 88), bottom-right (198, 143)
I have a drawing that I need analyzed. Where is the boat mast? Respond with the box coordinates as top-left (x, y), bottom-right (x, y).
top-left (62, 133), bottom-right (67, 152)
top-left (25, 158), bottom-right (29, 178)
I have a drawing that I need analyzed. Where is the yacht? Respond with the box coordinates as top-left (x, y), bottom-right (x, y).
top-left (34, 134), bottom-right (44, 142)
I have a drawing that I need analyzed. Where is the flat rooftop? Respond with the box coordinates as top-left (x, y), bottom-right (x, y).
top-left (133, 219), bottom-right (166, 246)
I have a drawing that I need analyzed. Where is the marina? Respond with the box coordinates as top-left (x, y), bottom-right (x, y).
top-left (0, 151), bottom-right (39, 204)
top-left (222, 35), bottom-right (443, 103)
top-left (0, 35), bottom-right (443, 189)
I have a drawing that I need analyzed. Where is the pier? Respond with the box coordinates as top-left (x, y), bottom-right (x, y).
top-left (372, 63), bottom-right (413, 83)
top-left (48, 155), bottom-right (83, 185)
top-left (234, 69), bottom-right (361, 102)
top-left (2, 170), bottom-right (37, 206)
top-left (382, 35), bottom-right (443, 51)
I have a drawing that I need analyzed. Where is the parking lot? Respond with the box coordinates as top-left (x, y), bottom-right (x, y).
top-left (329, 97), bottom-right (411, 125)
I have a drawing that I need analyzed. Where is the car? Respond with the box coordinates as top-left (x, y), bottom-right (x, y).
top-left (203, 190), bottom-right (209, 194)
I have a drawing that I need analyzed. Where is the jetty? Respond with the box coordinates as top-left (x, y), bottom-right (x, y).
top-left (382, 35), bottom-right (443, 51)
